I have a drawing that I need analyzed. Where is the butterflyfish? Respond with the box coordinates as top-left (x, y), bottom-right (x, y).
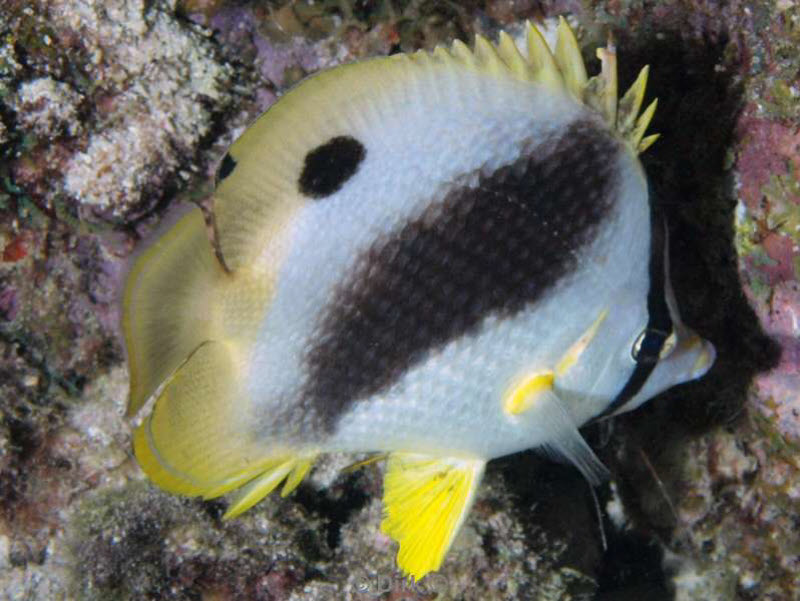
top-left (122, 18), bottom-right (716, 581)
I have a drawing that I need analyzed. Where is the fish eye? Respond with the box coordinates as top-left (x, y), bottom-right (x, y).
top-left (631, 328), bottom-right (673, 364)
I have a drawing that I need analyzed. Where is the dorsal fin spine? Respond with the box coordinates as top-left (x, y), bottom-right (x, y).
top-left (430, 19), bottom-right (658, 155)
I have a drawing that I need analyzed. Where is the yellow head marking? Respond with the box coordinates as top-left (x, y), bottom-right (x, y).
top-left (503, 371), bottom-right (556, 415)
top-left (555, 309), bottom-right (609, 376)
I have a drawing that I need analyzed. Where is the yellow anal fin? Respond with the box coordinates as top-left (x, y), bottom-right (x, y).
top-left (223, 454), bottom-right (317, 519)
top-left (381, 453), bottom-right (486, 581)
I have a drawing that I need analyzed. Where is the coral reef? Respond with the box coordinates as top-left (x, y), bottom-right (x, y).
top-left (1, 0), bottom-right (799, 599)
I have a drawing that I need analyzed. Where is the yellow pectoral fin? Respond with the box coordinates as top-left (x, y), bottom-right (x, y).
top-left (503, 370), bottom-right (554, 415)
top-left (381, 453), bottom-right (486, 581)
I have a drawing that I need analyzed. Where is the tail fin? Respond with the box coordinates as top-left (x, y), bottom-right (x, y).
top-left (132, 339), bottom-right (287, 497)
top-left (123, 207), bottom-right (312, 504)
top-left (122, 207), bottom-right (225, 417)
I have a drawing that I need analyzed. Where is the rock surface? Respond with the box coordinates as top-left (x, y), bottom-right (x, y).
top-left (1, 1), bottom-right (798, 599)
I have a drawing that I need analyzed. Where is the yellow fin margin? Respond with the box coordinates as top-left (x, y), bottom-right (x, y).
top-left (428, 19), bottom-right (657, 154)
top-left (381, 453), bottom-right (486, 581)
top-left (223, 454), bottom-right (317, 519)
top-left (132, 336), bottom-right (315, 514)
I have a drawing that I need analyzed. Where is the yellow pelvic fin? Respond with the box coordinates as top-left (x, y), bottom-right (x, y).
top-left (133, 339), bottom-right (291, 500)
top-left (503, 371), bottom-right (555, 415)
top-left (123, 208), bottom-right (227, 417)
top-left (381, 453), bottom-right (485, 581)
top-left (223, 454), bottom-right (317, 519)
top-left (555, 309), bottom-right (609, 376)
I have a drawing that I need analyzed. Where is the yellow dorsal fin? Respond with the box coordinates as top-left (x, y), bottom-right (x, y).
top-left (618, 65), bottom-right (650, 134)
top-left (585, 43), bottom-right (618, 127)
top-left (638, 132), bottom-right (660, 153)
top-left (381, 453), bottom-right (485, 581)
top-left (630, 98), bottom-right (658, 150)
top-left (554, 16), bottom-right (588, 98)
top-left (496, 31), bottom-right (533, 80)
top-left (473, 34), bottom-right (506, 74)
top-left (212, 19), bottom-right (659, 274)
top-left (526, 21), bottom-right (561, 89)
top-left (450, 38), bottom-right (477, 67)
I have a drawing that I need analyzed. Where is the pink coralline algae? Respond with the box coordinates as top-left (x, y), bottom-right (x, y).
top-left (736, 108), bottom-right (800, 444)
top-left (736, 115), bottom-right (800, 213)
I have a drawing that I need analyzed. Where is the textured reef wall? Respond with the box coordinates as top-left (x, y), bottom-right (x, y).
top-left (0, 1), bottom-right (798, 600)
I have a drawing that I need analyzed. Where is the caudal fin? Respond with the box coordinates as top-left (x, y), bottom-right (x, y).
top-left (122, 207), bottom-right (226, 417)
top-left (132, 339), bottom-right (295, 497)
top-left (123, 207), bottom-right (312, 504)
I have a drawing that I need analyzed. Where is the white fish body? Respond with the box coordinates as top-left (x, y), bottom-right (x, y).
top-left (123, 19), bottom-right (715, 580)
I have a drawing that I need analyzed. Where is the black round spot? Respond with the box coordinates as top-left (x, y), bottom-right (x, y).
top-left (298, 136), bottom-right (366, 199)
top-left (217, 152), bottom-right (237, 182)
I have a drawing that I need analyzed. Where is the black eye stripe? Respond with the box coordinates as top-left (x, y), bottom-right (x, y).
top-left (596, 209), bottom-right (673, 420)
top-left (632, 327), bottom-right (671, 364)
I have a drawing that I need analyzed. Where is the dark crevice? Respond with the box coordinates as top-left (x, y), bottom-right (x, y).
top-left (292, 472), bottom-right (370, 550)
